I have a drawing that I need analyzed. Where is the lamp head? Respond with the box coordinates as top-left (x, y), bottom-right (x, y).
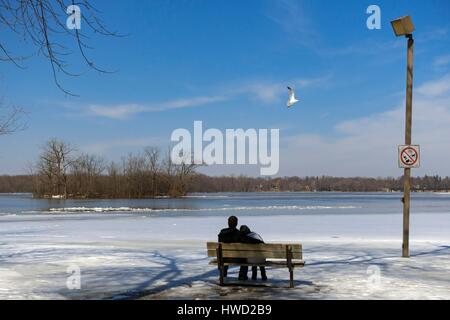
top-left (391, 16), bottom-right (415, 37)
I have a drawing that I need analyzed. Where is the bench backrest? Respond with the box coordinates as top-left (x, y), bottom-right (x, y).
top-left (207, 242), bottom-right (302, 259)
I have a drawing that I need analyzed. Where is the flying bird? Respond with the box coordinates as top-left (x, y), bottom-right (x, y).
top-left (287, 86), bottom-right (299, 108)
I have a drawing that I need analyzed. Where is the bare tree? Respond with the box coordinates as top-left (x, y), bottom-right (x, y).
top-left (163, 148), bottom-right (199, 197)
top-left (0, 103), bottom-right (26, 135)
top-left (174, 161), bottom-right (199, 196)
top-left (0, 0), bottom-right (119, 95)
top-left (144, 147), bottom-right (160, 197)
top-left (71, 153), bottom-right (105, 196)
top-left (122, 152), bottom-right (148, 198)
top-left (106, 160), bottom-right (121, 197)
top-left (28, 143), bottom-right (201, 199)
top-left (36, 138), bottom-right (76, 197)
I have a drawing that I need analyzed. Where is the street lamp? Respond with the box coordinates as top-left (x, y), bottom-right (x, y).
top-left (391, 15), bottom-right (415, 258)
top-left (391, 16), bottom-right (415, 37)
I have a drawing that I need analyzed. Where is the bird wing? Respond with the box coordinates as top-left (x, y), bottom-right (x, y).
top-left (287, 86), bottom-right (300, 107)
top-left (287, 86), bottom-right (295, 98)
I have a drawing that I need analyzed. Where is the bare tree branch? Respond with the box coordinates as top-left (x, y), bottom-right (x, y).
top-left (0, 0), bottom-right (120, 95)
top-left (0, 102), bottom-right (27, 135)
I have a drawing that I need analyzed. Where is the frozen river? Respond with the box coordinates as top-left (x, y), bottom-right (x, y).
top-left (0, 192), bottom-right (449, 299)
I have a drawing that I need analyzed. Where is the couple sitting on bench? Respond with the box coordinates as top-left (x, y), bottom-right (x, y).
top-left (218, 215), bottom-right (267, 281)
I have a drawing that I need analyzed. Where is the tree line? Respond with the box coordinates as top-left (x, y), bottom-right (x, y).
top-left (190, 175), bottom-right (450, 193)
top-left (14, 139), bottom-right (198, 198)
top-left (2, 172), bottom-right (449, 197)
top-left (0, 139), bottom-right (449, 197)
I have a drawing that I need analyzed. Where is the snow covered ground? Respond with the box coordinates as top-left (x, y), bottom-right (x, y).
top-left (0, 212), bottom-right (449, 300)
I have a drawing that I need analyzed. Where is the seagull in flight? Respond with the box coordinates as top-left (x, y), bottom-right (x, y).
top-left (287, 86), bottom-right (299, 108)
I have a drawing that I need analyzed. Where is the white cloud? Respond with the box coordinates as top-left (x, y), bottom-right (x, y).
top-left (277, 73), bottom-right (450, 177)
top-left (418, 28), bottom-right (449, 43)
top-left (236, 83), bottom-right (283, 103)
top-left (89, 104), bottom-right (145, 119)
top-left (85, 76), bottom-right (331, 119)
top-left (295, 75), bottom-right (333, 88)
top-left (87, 96), bottom-right (226, 119)
top-left (433, 54), bottom-right (450, 68)
top-left (81, 74), bottom-right (450, 177)
top-left (416, 74), bottom-right (450, 97)
top-left (82, 137), bottom-right (165, 154)
top-left (229, 75), bottom-right (332, 104)
top-left (265, 0), bottom-right (320, 50)
top-left (156, 96), bottom-right (226, 111)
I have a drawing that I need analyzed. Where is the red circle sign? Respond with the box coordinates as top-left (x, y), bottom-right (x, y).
top-left (400, 147), bottom-right (418, 166)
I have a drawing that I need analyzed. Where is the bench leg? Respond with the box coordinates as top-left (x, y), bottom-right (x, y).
top-left (286, 245), bottom-right (295, 288)
top-left (289, 268), bottom-right (294, 288)
top-left (219, 266), bottom-right (224, 286)
top-left (217, 245), bottom-right (224, 286)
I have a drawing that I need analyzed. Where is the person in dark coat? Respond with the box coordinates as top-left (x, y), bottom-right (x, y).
top-left (218, 216), bottom-right (241, 243)
top-left (238, 225), bottom-right (268, 281)
top-left (217, 216), bottom-right (241, 277)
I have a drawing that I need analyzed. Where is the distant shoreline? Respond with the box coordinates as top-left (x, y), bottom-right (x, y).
top-left (1, 173), bottom-right (449, 198)
top-left (1, 190), bottom-right (450, 201)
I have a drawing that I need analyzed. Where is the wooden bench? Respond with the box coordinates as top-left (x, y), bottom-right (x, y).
top-left (207, 242), bottom-right (305, 288)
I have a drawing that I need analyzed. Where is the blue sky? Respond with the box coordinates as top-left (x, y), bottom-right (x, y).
top-left (1, 0), bottom-right (450, 177)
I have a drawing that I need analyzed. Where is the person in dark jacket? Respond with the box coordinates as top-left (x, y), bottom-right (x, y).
top-left (238, 225), bottom-right (268, 281)
top-left (218, 216), bottom-right (241, 243)
top-left (217, 216), bottom-right (241, 277)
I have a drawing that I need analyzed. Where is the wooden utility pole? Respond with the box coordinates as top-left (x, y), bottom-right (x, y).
top-left (402, 35), bottom-right (414, 258)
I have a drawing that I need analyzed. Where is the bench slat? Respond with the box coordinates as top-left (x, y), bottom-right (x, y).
top-left (207, 242), bottom-right (302, 259)
top-left (206, 248), bottom-right (302, 255)
top-left (209, 259), bottom-right (305, 268)
top-left (207, 242), bottom-right (301, 252)
top-left (207, 249), bottom-right (302, 259)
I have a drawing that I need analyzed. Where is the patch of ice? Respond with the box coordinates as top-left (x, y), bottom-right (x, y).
top-left (24, 205), bottom-right (361, 214)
